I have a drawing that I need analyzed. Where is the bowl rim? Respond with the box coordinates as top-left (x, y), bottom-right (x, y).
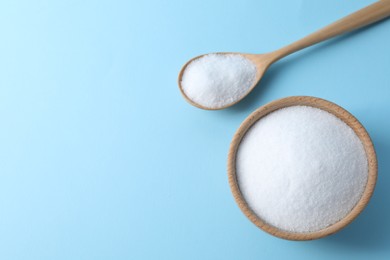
top-left (227, 96), bottom-right (378, 241)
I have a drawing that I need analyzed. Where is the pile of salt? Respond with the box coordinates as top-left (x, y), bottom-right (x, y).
top-left (181, 54), bottom-right (256, 109)
top-left (236, 106), bottom-right (368, 233)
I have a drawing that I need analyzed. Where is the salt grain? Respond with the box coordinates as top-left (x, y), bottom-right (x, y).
top-left (181, 54), bottom-right (257, 109)
top-left (236, 106), bottom-right (368, 233)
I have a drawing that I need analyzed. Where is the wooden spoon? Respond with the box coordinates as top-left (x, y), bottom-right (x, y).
top-left (178, 0), bottom-right (390, 110)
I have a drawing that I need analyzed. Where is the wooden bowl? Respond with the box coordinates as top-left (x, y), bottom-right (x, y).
top-left (227, 96), bottom-right (377, 241)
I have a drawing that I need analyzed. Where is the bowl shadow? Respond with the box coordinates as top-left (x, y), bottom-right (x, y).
top-left (314, 134), bottom-right (390, 252)
top-left (222, 18), bottom-right (390, 250)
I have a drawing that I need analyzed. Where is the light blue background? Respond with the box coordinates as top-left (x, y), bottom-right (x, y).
top-left (0, 0), bottom-right (389, 259)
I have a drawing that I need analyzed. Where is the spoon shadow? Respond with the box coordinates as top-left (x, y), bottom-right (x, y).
top-left (224, 17), bottom-right (390, 114)
top-left (228, 62), bottom-right (284, 113)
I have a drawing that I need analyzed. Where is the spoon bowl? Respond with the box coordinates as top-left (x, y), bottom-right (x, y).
top-left (177, 52), bottom-right (274, 110)
top-left (178, 0), bottom-right (390, 110)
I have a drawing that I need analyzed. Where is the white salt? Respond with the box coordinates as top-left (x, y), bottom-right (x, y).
top-left (236, 106), bottom-right (368, 233)
top-left (181, 54), bottom-right (257, 109)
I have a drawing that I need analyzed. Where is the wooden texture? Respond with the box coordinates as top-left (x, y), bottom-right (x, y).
top-left (270, 0), bottom-right (390, 62)
top-left (178, 0), bottom-right (390, 110)
top-left (227, 96), bottom-right (378, 241)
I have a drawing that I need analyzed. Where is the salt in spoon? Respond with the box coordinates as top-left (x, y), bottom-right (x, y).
top-left (178, 0), bottom-right (390, 110)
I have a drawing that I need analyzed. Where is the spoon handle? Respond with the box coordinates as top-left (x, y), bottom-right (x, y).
top-left (271, 0), bottom-right (390, 61)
